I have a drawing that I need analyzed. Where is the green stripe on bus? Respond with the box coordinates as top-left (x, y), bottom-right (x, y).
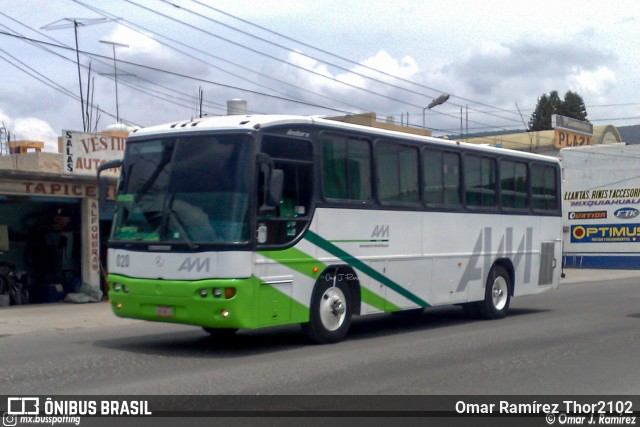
top-left (258, 247), bottom-right (322, 278)
top-left (305, 230), bottom-right (430, 308)
top-left (329, 239), bottom-right (389, 243)
top-left (361, 287), bottom-right (400, 312)
top-left (259, 246), bottom-right (390, 312)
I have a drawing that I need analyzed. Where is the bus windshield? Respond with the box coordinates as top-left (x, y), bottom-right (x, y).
top-left (112, 134), bottom-right (253, 245)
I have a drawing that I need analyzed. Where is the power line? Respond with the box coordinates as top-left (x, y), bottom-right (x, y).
top-left (179, 0), bottom-right (524, 123)
top-left (0, 30), bottom-right (358, 115)
top-left (107, 0), bottom-right (520, 132)
top-left (0, 11), bottom-right (277, 122)
top-left (73, 0), bottom-right (370, 113)
top-left (0, 14), bottom-right (138, 127)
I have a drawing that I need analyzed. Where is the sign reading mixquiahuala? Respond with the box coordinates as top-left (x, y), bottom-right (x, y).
top-left (62, 130), bottom-right (126, 176)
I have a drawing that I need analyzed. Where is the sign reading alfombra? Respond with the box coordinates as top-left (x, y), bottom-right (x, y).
top-left (62, 129), bottom-right (126, 176)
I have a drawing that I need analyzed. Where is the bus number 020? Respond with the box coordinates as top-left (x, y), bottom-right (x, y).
top-left (116, 254), bottom-right (130, 268)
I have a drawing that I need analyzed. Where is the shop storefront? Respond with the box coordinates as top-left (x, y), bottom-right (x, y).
top-left (0, 131), bottom-right (123, 306)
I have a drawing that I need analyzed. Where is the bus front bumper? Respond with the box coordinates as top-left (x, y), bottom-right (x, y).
top-left (107, 274), bottom-right (308, 330)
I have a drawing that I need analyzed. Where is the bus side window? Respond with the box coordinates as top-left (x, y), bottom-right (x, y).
top-left (375, 140), bottom-right (419, 205)
top-left (321, 133), bottom-right (372, 202)
top-left (424, 149), bottom-right (461, 207)
top-left (499, 159), bottom-right (529, 210)
top-left (464, 154), bottom-right (497, 209)
top-left (531, 163), bottom-right (559, 212)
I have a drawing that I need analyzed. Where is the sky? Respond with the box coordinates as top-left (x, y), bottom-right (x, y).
top-left (1, 0), bottom-right (640, 152)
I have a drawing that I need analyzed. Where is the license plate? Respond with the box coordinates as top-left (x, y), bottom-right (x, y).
top-left (156, 306), bottom-right (174, 318)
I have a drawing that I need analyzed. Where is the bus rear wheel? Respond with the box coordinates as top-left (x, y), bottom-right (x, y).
top-left (478, 265), bottom-right (511, 319)
top-left (302, 275), bottom-right (352, 344)
top-left (202, 327), bottom-right (238, 339)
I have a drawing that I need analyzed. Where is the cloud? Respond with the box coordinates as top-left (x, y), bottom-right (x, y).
top-left (274, 49), bottom-right (426, 116)
top-left (451, 38), bottom-right (617, 101)
top-left (0, 108), bottom-right (59, 152)
top-left (100, 25), bottom-right (211, 85)
top-left (568, 67), bottom-right (617, 98)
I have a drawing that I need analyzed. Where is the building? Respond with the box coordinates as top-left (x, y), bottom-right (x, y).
top-left (561, 143), bottom-right (640, 269)
top-left (461, 124), bottom-right (623, 155)
top-left (0, 130), bottom-right (125, 306)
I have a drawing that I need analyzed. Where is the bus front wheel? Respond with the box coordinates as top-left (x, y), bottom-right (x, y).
top-left (302, 275), bottom-right (352, 344)
top-left (478, 265), bottom-right (511, 319)
top-left (202, 327), bottom-right (238, 339)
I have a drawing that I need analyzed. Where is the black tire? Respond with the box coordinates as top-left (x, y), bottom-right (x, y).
top-left (302, 273), bottom-right (353, 344)
top-left (478, 265), bottom-right (511, 319)
top-left (202, 327), bottom-right (238, 339)
top-left (461, 302), bottom-right (481, 318)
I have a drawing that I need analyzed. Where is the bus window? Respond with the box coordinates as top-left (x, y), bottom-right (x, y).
top-left (464, 155), bottom-right (497, 208)
top-left (531, 163), bottom-right (559, 212)
top-left (375, 141), bottom-right (419, 205)
top-left (500, 159), bottom-right (528, 210)
top-left (423, 149), bottom-right (461, 207)
top-left (321, 133), bottom-right (372, 202)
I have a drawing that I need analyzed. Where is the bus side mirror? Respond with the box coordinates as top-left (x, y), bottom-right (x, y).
top-left (268, 169), bottom-right (284, 207)
top-left (97, 159), bottom-right (123, 207)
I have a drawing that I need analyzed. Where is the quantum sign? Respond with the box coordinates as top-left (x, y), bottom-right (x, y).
top-left (568, 211), bottom-right (607, 220)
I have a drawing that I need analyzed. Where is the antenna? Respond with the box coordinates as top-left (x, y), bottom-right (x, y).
top-left (199, 86), bottom-right (204, 118)
top-left (99, 40), bottom-right (132, 124)
top-left (42, 18), bottom-right (111, 131)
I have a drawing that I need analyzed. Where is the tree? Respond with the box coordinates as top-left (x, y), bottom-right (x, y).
top-left (559, 91), bottom-right (588, 121)
top-left (528, 90), bottom-right (589, 131)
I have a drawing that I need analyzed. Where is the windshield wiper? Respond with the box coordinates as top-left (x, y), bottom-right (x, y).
top-left (134, 144), bottom-right (174, 203)
top-left (168, 208), bottom-right (198, 250)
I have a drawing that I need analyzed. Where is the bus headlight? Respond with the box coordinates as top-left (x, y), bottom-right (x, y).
top-left (199, 289), bottom-right (208, 298)
top-left (212, 288), bottom-right (223, 298)
top-left (113, 283), bottom-right (122, 292)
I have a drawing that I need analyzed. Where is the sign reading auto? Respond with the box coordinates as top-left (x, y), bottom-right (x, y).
top-left (62, 129), bottom-right (126, 176)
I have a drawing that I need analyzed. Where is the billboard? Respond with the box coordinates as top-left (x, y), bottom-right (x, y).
top-left (561, 144), bottom-right (640, 268)
top-left (62, 130), bottom-right (125, 176)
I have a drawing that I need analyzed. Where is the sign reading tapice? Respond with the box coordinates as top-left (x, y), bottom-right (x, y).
top-left (63, 129), bottom-right (126, 176)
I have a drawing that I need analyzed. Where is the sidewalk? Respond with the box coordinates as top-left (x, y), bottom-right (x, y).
top-left (559, 268), bottom-right (640, 284)
top-left (0, 299), bottom-right (137, 337)
top-left (1, 268), bottom-right (639, 337)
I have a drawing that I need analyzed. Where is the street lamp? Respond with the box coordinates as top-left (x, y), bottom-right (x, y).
top-left (423, 93), bottom-right (450, 129)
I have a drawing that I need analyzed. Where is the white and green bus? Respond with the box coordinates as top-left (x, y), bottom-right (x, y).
top-left (98, 115), bottom-right (562, 343)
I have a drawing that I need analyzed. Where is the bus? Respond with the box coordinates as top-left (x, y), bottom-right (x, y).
top-left (98, 115), bottom-right (562, 343)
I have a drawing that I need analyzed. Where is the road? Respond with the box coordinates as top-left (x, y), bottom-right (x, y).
top-left (1, 276), bottom-right (640, 396)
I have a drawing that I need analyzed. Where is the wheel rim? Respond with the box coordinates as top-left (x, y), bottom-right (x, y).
top-left (319, 287), bottom-right (347, 331)
top-left (491, 276), bottom-right (509, 311)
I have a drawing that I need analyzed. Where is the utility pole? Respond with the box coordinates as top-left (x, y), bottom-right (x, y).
top-left (100, 40), bottom-right (129, 123)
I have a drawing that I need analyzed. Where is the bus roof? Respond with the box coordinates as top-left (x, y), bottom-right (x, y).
top-left (129, 114), bottom-right (560, 164)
